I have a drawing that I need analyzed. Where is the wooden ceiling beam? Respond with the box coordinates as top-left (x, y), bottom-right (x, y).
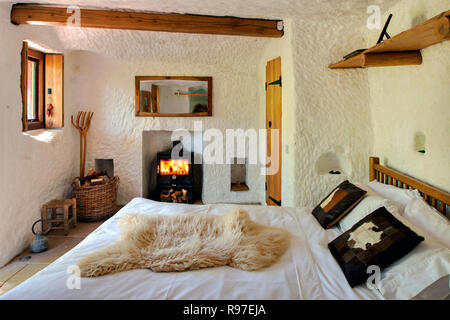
top-left (11, 4), bottom-right (284, 38)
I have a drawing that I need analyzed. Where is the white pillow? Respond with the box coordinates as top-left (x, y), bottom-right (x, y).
top-left (339, 196), bottom-right (391, 232)
top-left (376, 213), bottom-right (450, 300)
top-left (412, 275), bottom-right (450, 300)
top-left (355, 183), bottom-right (380, 197)
top-left (378, 237), bottom-right (450, 300)
top-left (403, 196), bottom-right (450, 249)
top-left (367, 180), bottom-right (419, 212)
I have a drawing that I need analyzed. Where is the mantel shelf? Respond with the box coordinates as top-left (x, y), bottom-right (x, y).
top-left (329, 10), bottom-right (450, 69)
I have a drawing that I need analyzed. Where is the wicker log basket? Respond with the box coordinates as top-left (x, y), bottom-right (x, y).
top-left (71, 111), bottom-right (119, 222)
top-left (72, 176), bottom-right (119, 222)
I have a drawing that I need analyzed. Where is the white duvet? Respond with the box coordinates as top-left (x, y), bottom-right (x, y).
top-left (1, 198), bottom-right (384, 300)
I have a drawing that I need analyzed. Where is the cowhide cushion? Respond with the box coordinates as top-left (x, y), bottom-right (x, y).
top-left (328, 207), bottom-right (424, 288)
top-left (312, 180), bottom-right (367, 229)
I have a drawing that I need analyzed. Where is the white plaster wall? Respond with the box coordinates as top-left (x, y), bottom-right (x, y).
top-left (0, 3), bottom-right (78, 267)
top-left (258, 19), bottom-right (298, 207)
top-left (260, 14), bottom-right (382, 208)
top-left (158, 86), bottom-right (190, 113)
top-left (140, 82), bottom-right (152, 92)
top-left (366, 0), bottom-right (450, 191)
top-left (290, 19), bottom-right (374, 207)
top-left (62, 29), bottom-right (271, 206)
top-left (0, 0), bottom-right (405, 266)
top-left (142, 131), bottom-right (174, 199)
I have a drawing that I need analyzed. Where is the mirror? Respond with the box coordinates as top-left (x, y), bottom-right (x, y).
top-left (135, 76), bottom-right (212, 117)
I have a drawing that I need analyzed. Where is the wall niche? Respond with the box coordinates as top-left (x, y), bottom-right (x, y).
top-left (230, 158), bottom-right (249, 191)
top-left (315, 151), bottom-right (351, 176)
top-left (414, 131), bottom-right (426, 154)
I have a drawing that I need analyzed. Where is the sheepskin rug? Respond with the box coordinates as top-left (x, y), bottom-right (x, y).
top-left (77, 208), bottom-right (291, 277)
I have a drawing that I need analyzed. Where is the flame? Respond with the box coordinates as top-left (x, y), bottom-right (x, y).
top-left (160, 159), bottom-right (190, 175)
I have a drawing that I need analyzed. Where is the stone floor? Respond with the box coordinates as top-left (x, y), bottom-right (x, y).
top-left (0, 221), bottom-right (102, 296)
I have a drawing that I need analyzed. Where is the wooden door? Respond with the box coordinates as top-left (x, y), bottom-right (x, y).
top-left (265, 57), bottom-right (282, 206)
top-left (151, 84), bottom-right (159, 113)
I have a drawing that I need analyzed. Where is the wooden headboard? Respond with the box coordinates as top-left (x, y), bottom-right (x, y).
top-left (369, 157), bottom-right (450, 218)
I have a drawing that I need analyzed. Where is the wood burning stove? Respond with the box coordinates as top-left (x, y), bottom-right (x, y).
top-left (156, 141), bottom-right (194, 203)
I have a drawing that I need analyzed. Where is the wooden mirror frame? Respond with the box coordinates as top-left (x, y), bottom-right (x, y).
top-left (134, 76), bottom-right (212, 117)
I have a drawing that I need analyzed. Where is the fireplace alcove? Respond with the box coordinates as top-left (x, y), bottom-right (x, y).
top-left (142, 131), bottom-right (203, 203)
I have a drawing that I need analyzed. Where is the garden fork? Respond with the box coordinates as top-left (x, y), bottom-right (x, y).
top-left (71, 111), bottom-right (94, 178)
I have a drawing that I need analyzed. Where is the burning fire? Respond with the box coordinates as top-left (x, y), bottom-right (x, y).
top-left (159, 159), bottom-right (190, 175)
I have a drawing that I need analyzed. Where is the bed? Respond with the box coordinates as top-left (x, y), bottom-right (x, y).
top-left (1, 157), bottom-right (449, 300)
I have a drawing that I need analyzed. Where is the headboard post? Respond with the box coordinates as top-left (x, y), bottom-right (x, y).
top-left (369, 157), bottom-right (379, 181)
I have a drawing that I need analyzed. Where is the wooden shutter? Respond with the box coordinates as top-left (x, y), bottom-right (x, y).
top-left (45, 54), bottom-right (64, 128)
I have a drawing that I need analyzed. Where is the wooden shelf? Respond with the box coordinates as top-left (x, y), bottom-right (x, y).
top-left (329, 10), bottom-right (449, 69)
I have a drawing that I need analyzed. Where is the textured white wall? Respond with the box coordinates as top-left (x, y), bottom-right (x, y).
top-left (259, 14), bottom-right (380, 208)
top-left (63, 33), bottom-right (270, 206)
top-left (290, 19), bottom-right (374, 207)
top-left (158, 86), bottom-right (190, 114)
top-left (0, 0), bottom-right (409, 267)
top-left (366, 0), bottom-right (450, 191)
top-left (58, 12), bottom-right (377, 211)
top-left (0, 3), bottom-right (78, 267)
top-left (258, 19), bottom-right (298, 207)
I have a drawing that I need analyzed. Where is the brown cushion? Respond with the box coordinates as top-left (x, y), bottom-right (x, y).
top-left (312, 180), bottom-right (366, 229)
top-left (328, 207), bottom-right (424, 288)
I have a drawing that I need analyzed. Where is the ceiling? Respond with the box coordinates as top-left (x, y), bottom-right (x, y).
top-left (3, 0), bottom-right (404, 65)
top-left (2, 0), bottom-right (402, 22)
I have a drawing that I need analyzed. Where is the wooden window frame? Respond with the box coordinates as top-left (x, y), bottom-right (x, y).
top-left (26, 57), bottom-right (40, 121)
top-left (21, 41), bottom-right (64, 132)
top-left (22, 43), bottom-right (45, 131)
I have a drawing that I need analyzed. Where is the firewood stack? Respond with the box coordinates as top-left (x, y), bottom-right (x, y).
top-left (71, 169), bottom-right (111, 188)
top-left (160, 188), bottom-right (188, 203)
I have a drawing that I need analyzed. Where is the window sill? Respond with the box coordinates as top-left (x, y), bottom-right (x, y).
top-left (23, 123), bottom-right (64, 132)
top-left (23, 128), bottom-right (63, 143)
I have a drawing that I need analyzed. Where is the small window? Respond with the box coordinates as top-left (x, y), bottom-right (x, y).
top-left (27, 59), bottom-right (38, 120)
top-left (21, 41), bottom-right (64, 132)
top-left (23, 47), bottom-right (44, 130)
